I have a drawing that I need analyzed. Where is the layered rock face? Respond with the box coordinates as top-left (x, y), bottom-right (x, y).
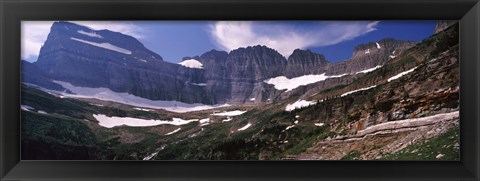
top-left (284, 49), bottom-right (333, 77)
top-left (29, 21), bottom-right (418, 105)
top-left (197, 46), bottom-right (287, 103)
top-left (35, 21), bottom-right (209, 104)
top-left (326, 38), bottom-right (416, 75)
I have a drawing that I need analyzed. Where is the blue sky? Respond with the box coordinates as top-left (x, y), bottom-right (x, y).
top-left (22, 21), bottom-right (437, 63)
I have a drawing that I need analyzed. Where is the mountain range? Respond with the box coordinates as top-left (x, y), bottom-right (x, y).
top-left (24, 21), bottom-right (416, 105)
top-left (20, 21), bottom-right (460, 160)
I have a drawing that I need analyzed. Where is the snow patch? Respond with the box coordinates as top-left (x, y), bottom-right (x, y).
top-left (199, 118), bottom-right (210, 126)
top-left (429, 58), bottom-right (438, 63)
top-left (133, 107), bottom-right (152, 112)
top-left (387, 67), bottom-right (417, 82)
top-left (143, 145), bottom-right (167, 160)
top-left (143, 152), bottom-right (158, 161)
top-left (37, 110), bottom-right (48, 114)
top-left (249, 98), bottom-right (255, 101)
top-left (178, 59), bottom-right (203, 69)
top-left (264, 73), bottom-right (347, 92)
top-left (285, 125), bottom-right (295, 131)
top-left (52, 81), bottom-right (229, 113)
top-left (285, 100), bottom-right (317, 112)
top-left (89, 103), bottom-right (104, 107)
top-left (21, 105), bottom-right (34, 111)
top-left (92, 114), bottom-right (199, 128)
top-left (70, 37), bottom-right (132, 55)
top-left (314, 123), bottom-right (325, 127)
top-left (341, 85), bottom-right (377, 97)
top-left (191, 83), bottom-right (207, 86)
top-left (355, 65), bottom-right (382, 74)
top-left (376, 42), bottom-right (381, 49)
top-left (212, 110), bottom-right (246, 116)
top-left (365, 49), bottom-right (370, 54)
top-left (138, 59), bottom-right (148, 63)
top-left (165, 128), bottom-right (181, 135)
top-left (238, 123), bottom-right (252, 131)
top-left (389, 55), bottom-right (397, 59)
top-left (222, 117), bottom-right (233, 122)
top-left (77, 30), bottom-right (103, 38)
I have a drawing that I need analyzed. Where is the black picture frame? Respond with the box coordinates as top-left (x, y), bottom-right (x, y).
top-left (1, 0), bottom-right (479, 180)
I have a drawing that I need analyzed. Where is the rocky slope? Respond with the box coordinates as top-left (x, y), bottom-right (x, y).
top-left (434, 20), bottom-right (457, 34)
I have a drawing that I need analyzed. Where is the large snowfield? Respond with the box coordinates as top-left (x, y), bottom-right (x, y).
top-left (52, 81), bottom-right (229, 113)
top-left (92, 114), bottom-right (199, 128)
top-left (264, 65), bottom-right (384, 92)
top-left (264, 73), bottom-right (347, 92)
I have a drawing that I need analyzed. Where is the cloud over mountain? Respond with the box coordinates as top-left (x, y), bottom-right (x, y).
top-left (210, 21), bottom-right (379, 57)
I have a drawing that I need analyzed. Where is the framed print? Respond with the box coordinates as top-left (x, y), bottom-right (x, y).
top-left (1, 0), bottom-right (479, 180)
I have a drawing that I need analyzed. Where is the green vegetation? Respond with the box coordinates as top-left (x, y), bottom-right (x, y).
top-left (340, 150), bottom-right (363, 160)
top-left (381, 126), bottom-right (460, 160)
top-left (21, 111), bottom-right (98, 159)
top-left (275, 125), bottom-right (336, 159)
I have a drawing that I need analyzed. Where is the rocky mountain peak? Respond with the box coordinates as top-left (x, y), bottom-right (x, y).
top-left (351, 38), bottom-right (416, 59)
top-left (229, 45), bottom-right (284, 59)
top-left (288, 49), bottom-right (327, 62)
top-left (199, 49), bottom-right (228, 61)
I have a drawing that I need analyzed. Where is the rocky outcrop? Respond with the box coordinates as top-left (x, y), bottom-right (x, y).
top-left (326, 38), bottom-right (416, 75)
top-left (284, 49), bottom-right (332, 77)
top-left (295, 112), bottom-right (459, 160)
top-left (434, 20), bottom-right (457, 34)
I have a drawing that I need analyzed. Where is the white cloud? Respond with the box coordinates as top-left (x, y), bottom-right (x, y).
top-left (209, 21), bottom-right (379, 58)
top-left (21, 21), bottom-right (144, 60)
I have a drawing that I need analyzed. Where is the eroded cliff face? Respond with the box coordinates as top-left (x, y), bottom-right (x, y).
top-left (35, 21), bottom-right (210, 104)
top-left (30, 21), bottom-right (418, 105)
top-left (326, 38), bottom-right (416, 75)
top-left (434, 20), bottom-right (457, 34)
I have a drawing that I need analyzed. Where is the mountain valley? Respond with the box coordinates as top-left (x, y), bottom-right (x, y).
top-left (21, 21), bottom-right (460, 160)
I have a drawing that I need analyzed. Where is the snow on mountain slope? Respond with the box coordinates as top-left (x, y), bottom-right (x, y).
top-left (341, 85), bottom-right (377, 97)
top-left (52, 81), bottom-right (229, 113)
top-left (387, 67), bottom-right (417, 82)
top-left (355, 65), bottom-right (382, 74)
top-left (211, 110), bottom-right (246, 116)
top-left (70, 37), bottom-right (132, 54)
top-left (285, 100), bottom-right (318, 111)
top-left (178, 59), bottom-right (203, 69)
top-left (265, 65), bottom-right (383, 92)
top-left (237, 123), bottom-right (252, 131)
top-left (93, 114), bottom-right (199, 128)
top-left (77, 30), bottom-right (103, 38)
top-left (165, 128), bottom-right (182, 135)
top-left (264, 73), bottom-right (347, 92)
